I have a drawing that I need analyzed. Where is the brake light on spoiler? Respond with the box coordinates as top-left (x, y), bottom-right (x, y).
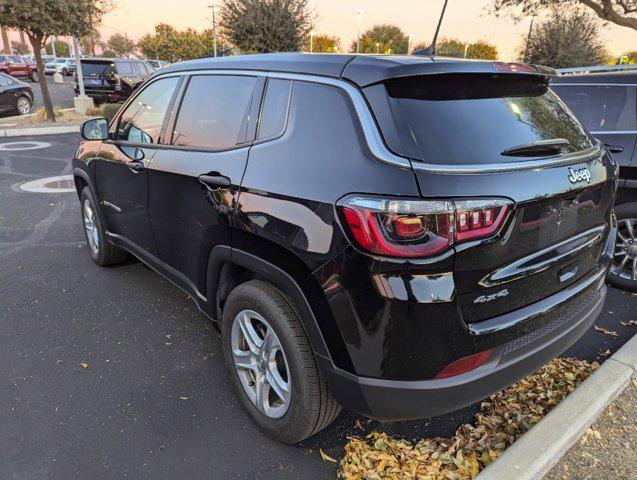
top-left (494, 63), bottom-right (538, 73)
top-left (338, 196), bottom-right (511, 258)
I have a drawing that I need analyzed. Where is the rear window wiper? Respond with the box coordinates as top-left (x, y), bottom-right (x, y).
top-left (501, 138), bottom-right (571, 157)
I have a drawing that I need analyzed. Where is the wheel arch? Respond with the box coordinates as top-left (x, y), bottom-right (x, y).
top-left (206, 244), bottom-right (349, 369)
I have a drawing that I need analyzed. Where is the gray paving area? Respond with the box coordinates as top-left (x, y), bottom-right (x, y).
top-left (1, 133), bottom-right (636, 479)
top-left (544, 381), bottom-right (637, 480)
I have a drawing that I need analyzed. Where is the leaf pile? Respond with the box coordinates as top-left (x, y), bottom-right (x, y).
top-left (337, 357), bottom-right (598, 480)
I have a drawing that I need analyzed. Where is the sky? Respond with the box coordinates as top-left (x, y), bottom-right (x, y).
top-left (7, 0), bottom-right (637, 60)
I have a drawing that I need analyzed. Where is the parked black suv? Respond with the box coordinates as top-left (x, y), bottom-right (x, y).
top-left (74, 58), bottom-right (156, 104)
top-left (552, 67), bottom-right (637, 290)
top-left (74, 53), bottom-right (618, 443)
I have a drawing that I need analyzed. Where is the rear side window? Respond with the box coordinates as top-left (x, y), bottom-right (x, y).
top-left (79, 61), bottom-right (115, 77)
top-left (116, 61), bottom-right (132, 76)
top-left (257, 79), bottom-right (292, 140)
top-left (172, 75), bottom-right (256, 149)
top-left (116, 77), bottom-right (180, 143)
top-left (366, 73), bottom-right (593, 165)
top-left (552, 84), bottom-right (636, 132)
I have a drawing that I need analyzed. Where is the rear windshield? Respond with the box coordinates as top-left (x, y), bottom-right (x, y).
top-left (366, 73), bottom-right (594, 165)
top-left (80, 60), bottom-right (116, 77)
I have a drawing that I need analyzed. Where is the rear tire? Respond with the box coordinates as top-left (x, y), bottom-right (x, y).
top-left (80, 187), bottom-right (127, 266)
top-left (29, 70), bottom-right (39, 82)
top-left (221, 279), bottom-right (340, 443)
top-left (16, 96), bottom-right (31, 115)
top-left (608, 202), bottom-right (637, 292)
top-left (62, 68), bottom-right (68, 76)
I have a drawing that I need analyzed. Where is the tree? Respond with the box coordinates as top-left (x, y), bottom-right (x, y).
top-left (138, 23), bottom-right (230, 62)
top-left (521, 9), bottom-right (610, 68)
top-left (351, 24), bottom-right (408, 54)
top-left (44, 39), bottom-right (71, 57)
top-left (304, 34), bottom-right (339, 52)
top-left (466, 40), bottom-right (499, 60)
top-left (491, 0), bottom-right (637, 31)
top-left (220, 0), bottom-right (313, 53)
top-left (106, 33), bottom-right (135, 58)
top-left (80, 26), bottom-right (100, 56)
top-left (11, 40), bottom-right (28, 54)
top-left (612, 50), bottom-right (637, 63)
top-left (1, 26), bottom-right (8, 53)
top-left (0, 0), bottom-right (111, 121)
top-left (413, 37), bottom-right (498, 59)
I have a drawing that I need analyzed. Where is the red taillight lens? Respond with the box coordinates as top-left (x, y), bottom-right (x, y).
top-left (340, 197), bottom-right (453, 258)
top-left (338, 196), bottom-right (511, 258)
top-left (434, 349), bottom-right (493, 379)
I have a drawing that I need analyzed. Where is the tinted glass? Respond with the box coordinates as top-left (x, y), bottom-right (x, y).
top-left (172, 75), bottom-right (256, 149)
top-left (257, 79), bottom-right (292, 140)
top-left (552, 84), bottom-right (637, 132)
top-left (116, 77), bottom-right (179, 143)
top-left (144, 62), bottom-right (155, 74)
top-left (131, 62), bottom-right (143, 76)
top-left (0, 74), bottom-right (10, 86)
top-left (368, 73), bottom-right (593, 165)
top-left (116, 61), bottom-right (132, 75)
top-left (0, 55), bottom-right (5, 62)
top-left (81, 60), bottom-right (116, 77)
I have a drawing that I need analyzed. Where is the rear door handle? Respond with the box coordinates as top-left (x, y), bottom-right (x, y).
top-left (199, 173), bottom-right (231, 190)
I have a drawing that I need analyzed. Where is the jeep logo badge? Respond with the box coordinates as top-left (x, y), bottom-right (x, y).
top-left (567, 167), bottom-right (591, 184)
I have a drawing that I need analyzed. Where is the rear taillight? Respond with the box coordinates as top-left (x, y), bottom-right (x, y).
top-left (338, 195), bottom-right (511, 258)
top-left (494, 62), bottom-right (538, 73)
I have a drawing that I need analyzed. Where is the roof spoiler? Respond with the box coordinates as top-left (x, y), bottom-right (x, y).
top-left (341, 58), bottom-right (557, 87)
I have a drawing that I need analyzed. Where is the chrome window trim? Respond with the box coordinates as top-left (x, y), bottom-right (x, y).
top-left (153, 69), bottom-right (604, 174)
top-left (591, 130), bottom-right (637, 135)
top-left (552, 83), bottom-right (637, 87)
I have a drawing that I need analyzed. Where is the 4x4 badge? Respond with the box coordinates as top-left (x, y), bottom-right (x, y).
top-left (567, 167), bottom-right (591, 184)
top-left (474, 289), bottom-right (509, 304)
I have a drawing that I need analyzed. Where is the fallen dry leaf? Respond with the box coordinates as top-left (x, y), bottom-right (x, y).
top-left (179, 396), bottom-right (188, 400)
top-left (354, 420), bottom-right (364, 431)
top-left (599, 349), bottom-right (611, 357)
top-left (320, 449), bottom-right (337, 463)
top-left (337, 358), bottom-right (596, 480)
top-left (56, 358), bottom-right (64, 364)
top-left (80, 362), bottom-right (88, 369)
top-left (629, 320), bottom-right (637, 326)
top-left (594, 325), bottom-right (619, 336)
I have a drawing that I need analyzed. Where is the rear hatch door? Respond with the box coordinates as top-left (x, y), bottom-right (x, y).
top-left (363, 69), bottom-right (617, 323)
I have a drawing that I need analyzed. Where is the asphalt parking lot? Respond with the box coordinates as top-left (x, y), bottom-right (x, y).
top-left (1, 133), bottom-right (635, 480)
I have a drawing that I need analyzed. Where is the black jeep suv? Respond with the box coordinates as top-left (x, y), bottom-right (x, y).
top-left (74, 53), bottom-right (617, 443)
top-left (552, 67), bottom-right (637, 290)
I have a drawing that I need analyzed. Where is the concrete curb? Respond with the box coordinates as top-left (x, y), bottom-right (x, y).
top-left (0, 125), bottom-right (79, 137)
top-left (477, 333), bottom-right (637, 480)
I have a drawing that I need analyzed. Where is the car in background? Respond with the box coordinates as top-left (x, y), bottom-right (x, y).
top-left (45, 57), bottom-right (76, 76)
top-left (74, 58), bottom-right (156, 104)
top-left (552, 65), bottom-right (637, 290)
top-left (148, 59), bottom-right (169, 69)
top-left (0, 55), bottom-right (39, 82)
top-left (0, 72), bottom-right (34, 116)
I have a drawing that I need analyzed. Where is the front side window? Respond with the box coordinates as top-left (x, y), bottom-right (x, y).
top-left (172, 75), bottom-right (257, 149)
top-left (257, 79), bottom-right (292, 140)
top-left (552, 84), bottom-right (637, 132)
top-left (116, 77), bottom-right (180, 143)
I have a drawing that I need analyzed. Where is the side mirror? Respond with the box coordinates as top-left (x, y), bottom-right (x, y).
top-left (81, 117), bottom-right (109, 141)
top-left (604, 144), bottom-right (624, 154)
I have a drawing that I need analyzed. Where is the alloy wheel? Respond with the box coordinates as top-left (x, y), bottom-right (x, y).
top-left (83, 199), bottom-right (99, 255)
top-left (230, 309), bottom-right (291, 418)
top-left (16, 97), bottom-right (31, 115)
top-left (612, 218), bottom-right (637, 281)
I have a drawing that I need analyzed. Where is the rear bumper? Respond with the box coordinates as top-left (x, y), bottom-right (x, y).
top-left (319, 275), bottom-right (606, 420)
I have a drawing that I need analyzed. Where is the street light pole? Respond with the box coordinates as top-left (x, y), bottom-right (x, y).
top-left (523, 15), bottom-right (535, 63)
top-left (375, 42), bottom-right (379, 54)
top-left (208, 4), bottom-right (217, 57)
top-left (408, 34), bottom-right (412, 54)
top-left (310, 31), bottom-right (314, 53)
top-left (356, 10), bottom-right (362, 54)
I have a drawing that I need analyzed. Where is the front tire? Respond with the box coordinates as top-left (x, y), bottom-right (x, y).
top-left (80, 187), bottom-right (127, 266)
top-left (609, 202), bottom-right (637, 292)
top-left (62, 68), bottom-right (68, 76)
top-left (221, 280), bottom-right (340, 443)
top-left (29, 70), bottom-right (39, 82)
top-left (16, 96), bottom-right (31, 115)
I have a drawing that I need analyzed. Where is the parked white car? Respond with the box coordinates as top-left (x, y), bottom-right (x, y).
top-left (44, 58), bottom-right (76, 76)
